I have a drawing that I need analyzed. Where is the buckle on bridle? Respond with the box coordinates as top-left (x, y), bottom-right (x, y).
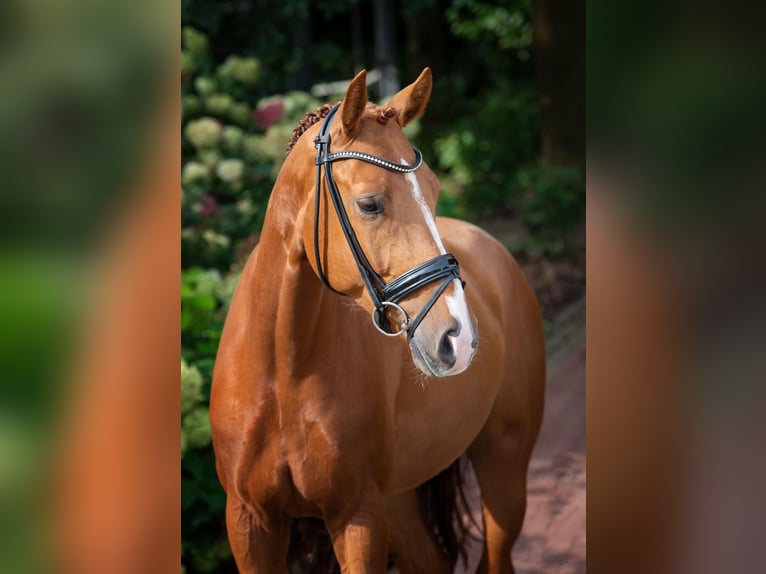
top-left (371, 302), bottom-right (410, 337)
top-left (314, 133), bottom-right (331, 164)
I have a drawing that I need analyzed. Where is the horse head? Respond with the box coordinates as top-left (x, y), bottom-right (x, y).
top-left (292, 69), bottom-right (478, 377)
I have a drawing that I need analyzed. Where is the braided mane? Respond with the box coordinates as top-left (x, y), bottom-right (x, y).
top-left (285, 103), bottom-right (338, 156)
top-left (285, 102), bottom-right (400, 156)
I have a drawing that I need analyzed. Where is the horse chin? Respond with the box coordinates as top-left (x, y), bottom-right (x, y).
top-left (410, 345), bottom-right (439, 378)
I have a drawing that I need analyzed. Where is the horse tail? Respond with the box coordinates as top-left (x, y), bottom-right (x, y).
top-left (416, 455), bottom-right (480, 570)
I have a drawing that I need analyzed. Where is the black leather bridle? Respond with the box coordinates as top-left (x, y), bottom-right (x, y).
top-left (313, 103), bottom-right (463, 340)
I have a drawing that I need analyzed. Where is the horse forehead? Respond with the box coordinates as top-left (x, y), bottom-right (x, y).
top-left (356, 114), bottom-right (411, 154)
top-left (339, 159), bottom-right (433, 201)
top-left (332, 112), bottom-right (434, 194)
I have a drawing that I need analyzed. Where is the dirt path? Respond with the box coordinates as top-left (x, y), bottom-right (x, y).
top-left (457, 297), bottom-right (586, 573)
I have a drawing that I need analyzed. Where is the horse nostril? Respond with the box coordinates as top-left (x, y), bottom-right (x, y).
top-left (448, 318), bottom-right (461, 338)
top-left (438, 331), bottom-right (457, 368)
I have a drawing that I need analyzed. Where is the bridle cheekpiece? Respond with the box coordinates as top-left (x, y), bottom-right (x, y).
top-left (312, 104), bottom-right (463, 340)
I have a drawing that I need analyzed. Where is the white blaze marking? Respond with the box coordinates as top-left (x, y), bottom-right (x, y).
top-left (404, 167), bottom-right (476, 373)
top-left (404, 170), bottom-right (448, 255)
top-left (445, 284), bottom-right (475, 369)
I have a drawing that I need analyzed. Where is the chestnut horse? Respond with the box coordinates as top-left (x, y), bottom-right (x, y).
top-left (210, 69), bottom-right (545, 573)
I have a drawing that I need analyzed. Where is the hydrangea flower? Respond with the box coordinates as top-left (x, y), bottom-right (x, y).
top-left (222, 126), bottom-right (244, 151)
top-left (191, 268), bottom-right (222, 297)
top-left (181, 50), bottom-right (196, 75)
top-left (242, 135), bottom-right (263, 162)
top-left (185, 117), bottom-right (222, 149)
top-left (182, 161), bottom-right (209, 185)
top-left (205, 93), bottom-right (234, 116)
top-left (233, 58), bottom-right (260, 84)
top-left (218, 56), bottom-right (261, 85)
top-left (282, 91), bottom-right (321, 122)
top-left (216, 158), bottom-right (244, 182)
top-left (181, 359), bottom-right (204, 415)
top-left (199, 149), bottom-right (221, 168)
top-left (194, 76), bottom-right (217, 97)
top-left (235, 198), bottom-right (255, 216)
top-left (182, 407), bottom-right (212, 449)
top-left (202, 230), bottom-right (230, 248)
top-left (182, 27), bottom-right (209, 57)
top-left (199, 194), bottom-right (219, 217)
top-left (228, 102), bottom-right (251, 126)
top-left (252, 100), bottom-right (284, 131)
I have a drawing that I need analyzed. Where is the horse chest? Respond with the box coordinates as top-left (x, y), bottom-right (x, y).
top-left (388, 357), bottom-right (502, 492)
top-left (274, 371), bottom-right (394, 503)
top-left (276, 339), bottom-right (500, 497)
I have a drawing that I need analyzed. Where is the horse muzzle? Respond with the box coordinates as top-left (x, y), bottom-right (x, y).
top-left (408, 308), bottom-right (478, 378)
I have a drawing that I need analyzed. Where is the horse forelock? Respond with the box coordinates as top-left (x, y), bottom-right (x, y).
top-left (285, 102), bottom-right (401, 156)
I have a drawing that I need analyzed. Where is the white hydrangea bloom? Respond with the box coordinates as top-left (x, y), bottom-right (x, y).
top-left (216, 158), bottom-right (244, 182)
top-left (182, 407), bottom-right (212, 449)
top-left (194, 76), bottom-right (217, 97)
top-left (185, 117), bottom-right (221, 149)
top-left (181, 359), bottom-right (204, 415)
top-left (194, 269), bottom-right (222, 297)
top-left (204, 93), bottom-right (233, 115)
top-left (182, 161), bottom-right (209, 185)
top-left (202, 230), bottom-right (230, 248)
top-left (222, 126), bottom-right (244, 151)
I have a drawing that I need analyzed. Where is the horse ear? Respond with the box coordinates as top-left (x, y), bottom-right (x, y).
top-left (339, 69), bottom-right (368, 137)
top-left (387, 67), bottom-right (433, 127)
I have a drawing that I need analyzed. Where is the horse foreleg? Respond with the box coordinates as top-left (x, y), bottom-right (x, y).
top-left (224, 495), bottom-right (290, 573)
top-left (326, 485), bottom-right (389, 574)
top-left (468, 421), bottom-right (534, 574)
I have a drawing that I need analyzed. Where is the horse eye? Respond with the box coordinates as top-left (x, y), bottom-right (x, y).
top-left (356, 197), bottom-right (384, 215)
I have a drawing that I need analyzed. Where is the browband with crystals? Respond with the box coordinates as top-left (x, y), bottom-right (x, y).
top-left (317, 148), bottom-right (423, 173)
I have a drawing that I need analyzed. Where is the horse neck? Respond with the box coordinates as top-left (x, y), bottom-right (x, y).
top-left (248, 182), bottom-right (331, 377)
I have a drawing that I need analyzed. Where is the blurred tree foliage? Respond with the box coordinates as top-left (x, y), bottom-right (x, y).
top-left (181, 2), bottom-right (583, 571)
